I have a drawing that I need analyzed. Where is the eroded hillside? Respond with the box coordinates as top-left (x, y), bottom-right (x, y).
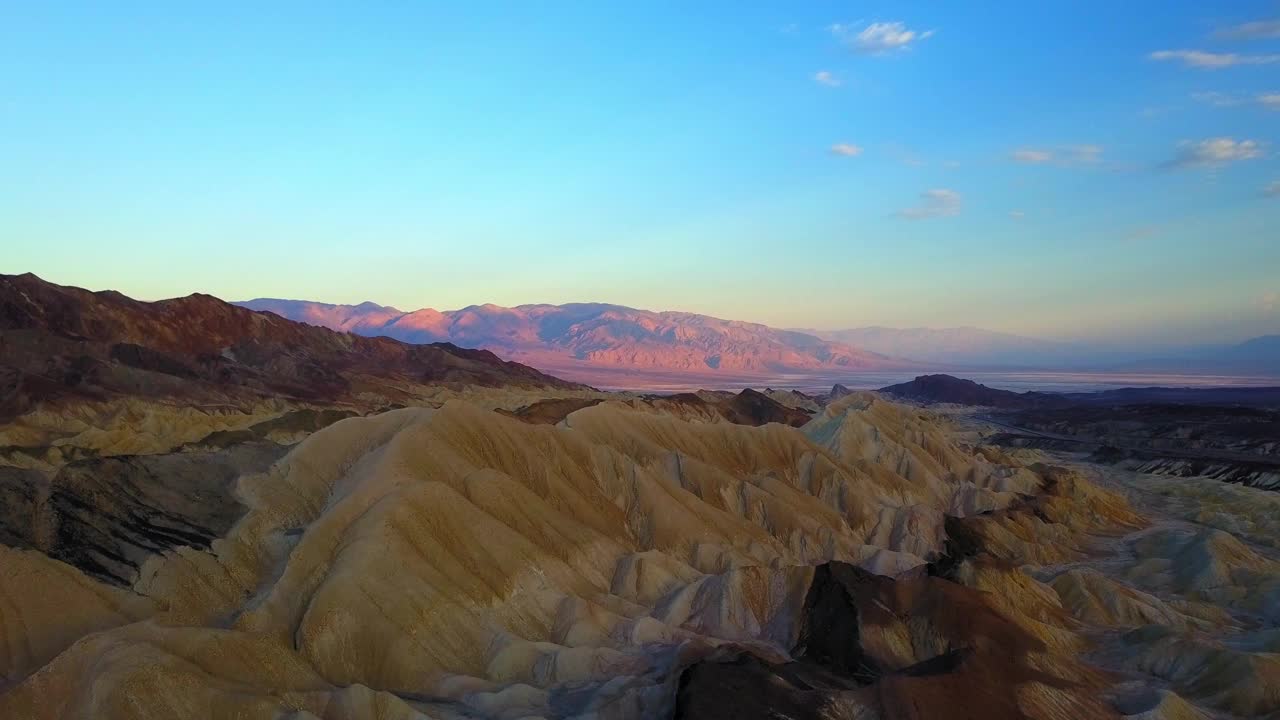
top-left (3, 390), bottom-right (1274, 719)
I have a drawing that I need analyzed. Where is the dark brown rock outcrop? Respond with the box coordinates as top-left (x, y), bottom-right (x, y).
top-left (0, 272), bottom-right (583, 422)
top-left (879, 374), bottom-right (1069, 409)
top-left (675, 560), bottom-right (1120, 720)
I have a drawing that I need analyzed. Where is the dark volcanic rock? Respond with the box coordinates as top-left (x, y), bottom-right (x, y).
top-left (794, 563), bottom-right (881, 681)
top-left (823, 383), bottom-right (855, 404)
top-left (2, 444), bottom-right (286, 586)
top-left (717, 389), bottom-right (813, 428)
top-left (496, 398), bottom-right (604, 425)
top-left (879, 374), bottom-right (1068, 409)
top-left (0, 466), bottom-right (44, 548)
top-left (672, 651), bottom-right (857, 720)
top-left (188, 407), bottom-right (360, 449)
top-left (993, 403), bottom-right (1280, 491)
top-left (0, 272), bottom-right (584, 422)
top-left (674, 559), bottom-right (1119, 720)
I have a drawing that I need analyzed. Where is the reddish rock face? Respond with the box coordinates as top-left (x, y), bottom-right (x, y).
top-left (0, 273), bottom-right (582, 421)
top-left (237, 298), bottom-right (915, 376)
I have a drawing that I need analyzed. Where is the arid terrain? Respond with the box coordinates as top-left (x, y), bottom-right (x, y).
top-left (237, 299), bottom-right (1280, 390)
top-left (8, 1), bottom-right (1280, 717)
top-left (884, 374), bottom-right (1280, 491)
top-left (0, 280), bottom-right (1276, 719)
top-left (236, 298), bottom-right (919, 385)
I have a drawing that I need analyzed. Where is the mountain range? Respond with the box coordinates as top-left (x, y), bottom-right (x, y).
top-left (238, 298), bottom-right (1280, 383)
top-left (236, 299), bottom-right (917, 386)
top-left (796, 326), bottom-right (1076, 366)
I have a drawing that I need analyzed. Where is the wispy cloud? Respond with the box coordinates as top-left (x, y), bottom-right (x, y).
top-left (1069, 144), bottom-right (1103, 163)
top-left (1010, 145), bottom-right (1103, 166)
top-left (1009, 210), bottom-right (1026, 220)
top-left (831, 21), bottom-right (935, 55)
top-left (1260, 291), bottom-right (1279, 313)
top-left (1012, 149), bottom-right (1053, 164)
top-left (830, 143), bottom-right (863, 157)
top-left (1166, 137), bottom-right (1265, 168)
top-left (813, 70), bottom-right (841, 87)
top-left (896, 189), bottom-right (961, 219)
top-left (1191, 90), bottom-right (1246, 107)
top-left (1214, 19), bottom-right (1280, 41)
top-left (1265, 180), bottom-right (1280, 197)
top-left (1149, 49), bottom-right (1280, 69)
top-left (1192, 90), bottom-right (1280, 110)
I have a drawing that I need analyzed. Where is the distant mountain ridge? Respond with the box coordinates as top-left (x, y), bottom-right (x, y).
top-left (796, 326), bottom-right (1079, 367)
top-left (237, 299), bottom-right (916, 379)
top-left (880, 373), bottom-right (1280, 409)
top-left (804, 326), bottom-right (1280, 374)
top-left (238, 298), bottom-right (1279, 382)
top-left (1119, 334), bottom-right (1280, 375)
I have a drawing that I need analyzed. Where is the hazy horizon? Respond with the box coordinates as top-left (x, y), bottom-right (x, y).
top-left (8, 269), bottom-right (1279, 355)
top-left (4, 2), bottom-right (1279, 346)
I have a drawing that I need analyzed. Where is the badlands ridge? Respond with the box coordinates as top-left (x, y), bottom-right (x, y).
top-left (4, 391), bottom-right (1280, 718)
top-left (1, 276), bottom-right (1278, 719)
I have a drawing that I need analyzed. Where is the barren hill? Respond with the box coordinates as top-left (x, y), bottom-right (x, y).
top-left (0, 274), bottom-right (586, 463)
top-left (1, 274), bottom-right (577, 417)
top-left (3, 281), bottom-right (1276, 720)
top-left (5, 387), bottom-right (1275, 719)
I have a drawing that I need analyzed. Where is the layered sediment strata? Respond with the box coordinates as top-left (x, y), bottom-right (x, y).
top-left (1, 391), bottom-right (1275, 719)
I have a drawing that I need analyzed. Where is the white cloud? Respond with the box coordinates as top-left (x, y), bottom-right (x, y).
top-left (1012, 148), bottom-right (1053, 164)
top-left (896, 188), bottom-right (961, 219)
top-left (831, 21), bottom-right (935, 55)
top-left (1192, 90), bottom-right (1280, 110)
top-left (1011, 145), bottom-right (1102, 166)
top-left (1167, 137), bottom-right (1265, 168)
top-left (1265, 180), bottom-right (1280, 197)
top-left (813, 70), bottom-right (841, 87)
top-left (1009, 210), bottom-right (1026, 220)
top-left (1214, 19), bottom-right (1280, 41)
top-left (1149, 49), bottom-right (1280, 69)
top-left (830, 143), bottom-right (863, 157)
top-left (1192, 90), bottom-right (1247, 106)
top-left (1068, 144), bottom-right (1103, 163)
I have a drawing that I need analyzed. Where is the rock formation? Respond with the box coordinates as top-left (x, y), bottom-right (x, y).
top-left (1, 273), bottom-right (587, 464)
top-left (879, 374), bottom-right (1070, 409)
top-left (1, 294), bottom-right (1275, 719)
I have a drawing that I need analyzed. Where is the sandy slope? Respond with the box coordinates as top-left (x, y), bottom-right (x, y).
top-left (0, 393), bottom-right (1275, 719)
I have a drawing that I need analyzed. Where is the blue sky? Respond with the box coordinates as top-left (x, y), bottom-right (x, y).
top-left (2, 1), bottom-right (1278, 347)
